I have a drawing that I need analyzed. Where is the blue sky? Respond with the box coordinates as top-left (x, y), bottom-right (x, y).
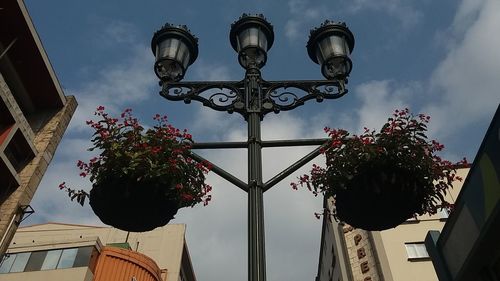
top-left (23, 0), bottom-right (500, 280)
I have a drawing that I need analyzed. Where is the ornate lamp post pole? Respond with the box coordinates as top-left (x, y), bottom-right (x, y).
top-left (151, 14), bottom-right (354, 281)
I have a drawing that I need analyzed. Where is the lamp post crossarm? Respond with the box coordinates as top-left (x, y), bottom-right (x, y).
top-left (160, 78), bottom-right (347, 118)
top-left (191, 141), bottom-right (248, 149)
top-left (261, 138), bottom-right (329, 148)
top-left (188, 138), bottom-right (330, 193)
top-left (188, 150), bottom-right (248, 192)
top-left (191, 138), bottom-right (330, 150)
top-left (263, 139), bottom-right (330, 191)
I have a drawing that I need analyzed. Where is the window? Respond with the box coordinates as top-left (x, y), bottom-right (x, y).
top-left (57, 248), bottom-right (78, 269)
top-left (73, 246), bottom-right (94, 268)
top-left (0, 246), bottom-right (96, 274)
top-left (405, 243), bottom-right (430, 260)
top-left (9, 252), bottom-right (30, 272)
top-left (3, 130), bottom-right (35, 172)
top-left (0, 252), bottom-right (30, 273)
top-left (41, 249), bottom-right (63, 270)
top-left (0, 160), bottom-right (19, 202)
top-left (438, 208), bottom-right (450, 219)
top-left (24, 251), bottom-right (47, 272)
top-left (0, 99), bottom-right (15, 141)
top-left (0, 254), bottom-right (16, 273)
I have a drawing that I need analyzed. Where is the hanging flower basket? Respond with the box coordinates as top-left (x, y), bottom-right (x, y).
top-left (88, 177), bottom-right (180, 232)
top-left (294, 109), bottom-right (466, 231)
top-left (333, 164), bottom-right (424, 230)
top-left (59, 106), bottom-right (212, 232)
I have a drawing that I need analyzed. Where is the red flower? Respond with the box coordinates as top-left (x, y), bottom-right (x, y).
top-left (60, 107), bottom-right (212, 210)
top-left (181, 193), bottom-right (194, 201)
top-left (151, 146), bottom-right (162, 154)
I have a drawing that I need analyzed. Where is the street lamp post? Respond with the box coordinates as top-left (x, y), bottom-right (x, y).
top-left (151, 14), bottom-right (354, 281)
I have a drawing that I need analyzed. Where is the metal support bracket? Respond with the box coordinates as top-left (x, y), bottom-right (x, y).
top-left (16, 205), bottom-right (34, 225)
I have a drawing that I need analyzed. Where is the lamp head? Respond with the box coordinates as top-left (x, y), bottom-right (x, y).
top-left (230, 14), bottom-right (274, 69)
top-left (152, 23), bottom-right (199, 81)
top-left (307, 21), bottom-right (354, 80)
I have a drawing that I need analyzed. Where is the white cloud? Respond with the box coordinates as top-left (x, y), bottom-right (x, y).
top-left (451, 0), bottom-right (486, 36)
top-left (426, 0), bottom-right (500, 139)
top-left (27, 153), bottom-right (103, 226)
top-left (69, 45), bottom-right (155, 131)
top-left (354, 80), bottom-right (413, 132)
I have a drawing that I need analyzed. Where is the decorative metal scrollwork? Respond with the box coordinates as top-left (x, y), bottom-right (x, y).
top-left (160, 78), bottom-right (347, 117)
top-left (261, 80), bottom-right (347, 115)
top-left (160, 81), bottom-right (245, 113)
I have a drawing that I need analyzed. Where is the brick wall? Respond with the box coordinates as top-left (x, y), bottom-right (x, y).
top-left (0, 73), bottom-right (77, 255)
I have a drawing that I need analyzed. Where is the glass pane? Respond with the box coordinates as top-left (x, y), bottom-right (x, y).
top-left (318, 36), bottom-right (348, 64)
top-left (334, 36), bottom-right (348, 55)
top-left (249, 28), bottom-right (259, 46)
top-left (25, 251), bottom-right (47, 272)
top-left (41, 250), bottom-right (62, 270)
top-left (405, 244), bottom-right (417, 258)
top-left (439, 208), bottom-right (449, 219)
top-left (158, 39), bottom-right (180, 60)
top-left (175, 42), bottom-right (190, 69)
top-left (10, 252), bottom-right (30, 272)
top-left (57, 248), bottom-right (78, 269)
top-left (406, 243), bottom-right (429, 258)
top-left (258, 30), bottom-right (268, 51)
top-left (0, 254), bottom-right (16, 273)
top-left (73, 247), bottom-right (93, 268)
top-left (415, 244), bottom-right (429, 258)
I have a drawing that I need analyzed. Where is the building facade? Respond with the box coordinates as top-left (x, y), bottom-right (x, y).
top-left (0, 222), bottom-right (197, 281)
top-left (316, 168), bottom-right (469, 281)
top-left (426, 105), bottom-right (500, 281)
top-left (0, 0), bottom-right (77, 255)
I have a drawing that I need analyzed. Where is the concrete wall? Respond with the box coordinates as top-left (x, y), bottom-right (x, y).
top-left (0, 266), bottom-right (93, 281)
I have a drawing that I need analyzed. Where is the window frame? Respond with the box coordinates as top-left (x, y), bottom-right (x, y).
top-left (404, 242), bottom-right (431, 261)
